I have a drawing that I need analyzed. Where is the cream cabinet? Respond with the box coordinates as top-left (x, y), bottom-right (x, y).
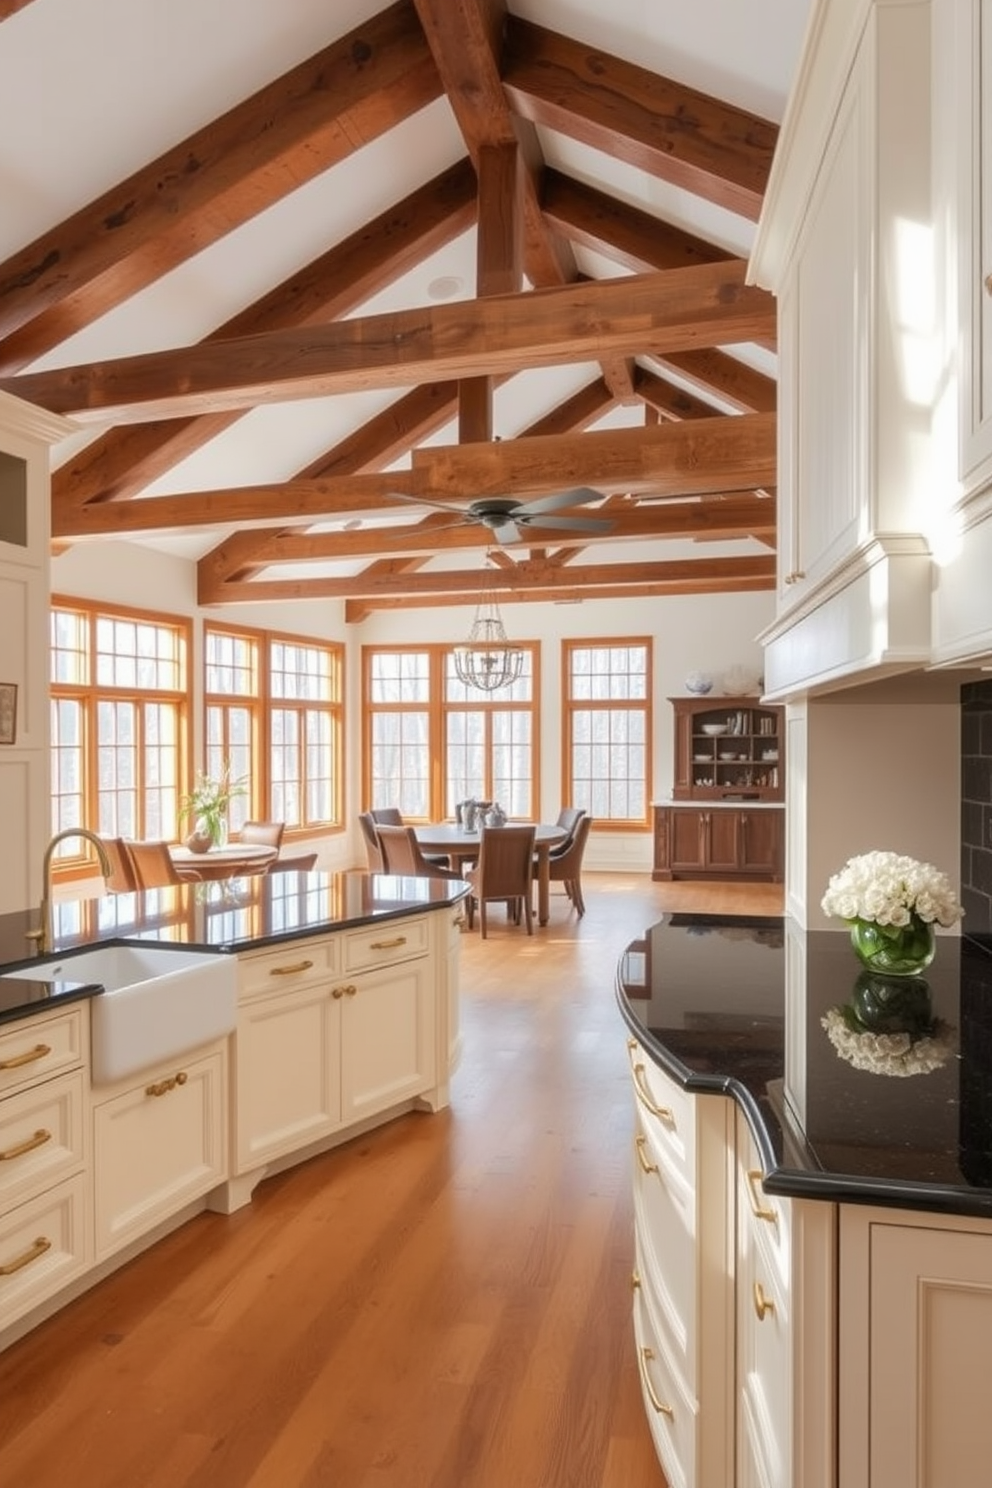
top-left (233, 913), bottom-right (445, 1188)
top-left (751, 2), bottom-right (934, 699)
top-left (91, 1041), bottom-right (227, 1261)
top-left (0, 1005), bottom-right (90, 1331)
top-left (838, 1205), bottom-right (992, 1488)
top-left (626, 1042), bottom-right (835, 1488)
top-left (626, 1035), bottom-right (735, 1488)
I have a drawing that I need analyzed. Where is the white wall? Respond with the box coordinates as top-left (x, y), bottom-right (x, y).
top-left (52, 539), bottom-right (776, 873)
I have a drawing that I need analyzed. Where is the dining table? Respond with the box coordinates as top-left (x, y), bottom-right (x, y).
top-left (168, 842), bottom-right (279, 881)
top-left (413, 822), bottom-right (567, 926)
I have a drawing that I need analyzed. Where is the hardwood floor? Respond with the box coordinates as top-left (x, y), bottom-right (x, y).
top-left (0, 873), bottom-right (781, 1488)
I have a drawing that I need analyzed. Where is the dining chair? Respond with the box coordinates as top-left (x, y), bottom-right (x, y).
top-left (370, 807), bottom-right (404, 826)
top-left (358, 811), bottom-right (385, 871)
top-left (124, 839), bottom-right (203, 888)
top-left (99, 835), bottom-right (139, 892)
top-left (268, 851), bottom-right (319, 873)
top-left (376, 825), bottom-right (464, 881)
top-left (236, 820), bottom-right (285, 850)
top-left (539, 813), bottom-right (593, 917)
top-left (465, 824), bottom-right (537, 938)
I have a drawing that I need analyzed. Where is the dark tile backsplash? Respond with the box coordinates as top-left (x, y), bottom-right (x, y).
top-left (962, 681), bottom-right (992, 937)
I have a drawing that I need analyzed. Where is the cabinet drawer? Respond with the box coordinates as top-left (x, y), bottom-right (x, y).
top-left (737, 1229), bottom-right (791, 1488)
top-left (633, 1108), bottom-right (698, 1383)
top-left (238, 938), bottom-right (339, 1000)
top-left (0, 1007), bottom-right (85, 1098)
top-left (341, 916), bottom-right (428, 974)
top-left (625, 1036), bottom-right (695, 1183)
top-left (632, 1273), bottom-right (697, 1488)
top-left (0, 1069), bottom-right (85, 1211)
top-left (0, 1172), bottom-right (89, 1332)
top-left (738, 1119), bottom-right (792, 1293)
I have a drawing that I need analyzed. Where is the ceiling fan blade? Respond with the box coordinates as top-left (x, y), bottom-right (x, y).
top-left (519, 514), bottom-right (615, 534)
top-left (385, 491), bottom-right (464, 516)
top-left (491, 519), bottom-right (523, 544)
top-left (513, 486), bottom-right (604, 518)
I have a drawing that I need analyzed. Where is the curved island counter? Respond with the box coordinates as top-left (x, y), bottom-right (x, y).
top-left (614, 911), bottom-right (992, 1488)
top-left (0, 870), bottom-right (468, 1353)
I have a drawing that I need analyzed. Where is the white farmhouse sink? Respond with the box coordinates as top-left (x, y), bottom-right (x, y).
top-left (5, 944), bottom-right (238, 1084)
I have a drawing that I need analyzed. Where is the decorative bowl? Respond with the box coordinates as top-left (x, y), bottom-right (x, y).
top-left (693, 753), bottom-right (709, 762)
top-left (684, 671), bottom-right (713, 695)
top-left (701, 723), bottom-right (728, 736)
top-left (718, 749), bottom-right (739, 760)
top-left (722, 665), bottom-right (761, 696)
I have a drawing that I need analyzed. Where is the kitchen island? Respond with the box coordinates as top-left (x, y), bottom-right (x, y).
top-left (616, 911), bottom-right (992, 1488)
top-left (0, 870), bottom-right (468, 1352)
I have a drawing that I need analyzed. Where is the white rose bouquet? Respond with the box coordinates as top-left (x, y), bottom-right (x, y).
top-left (821, 851), bottom-right (962, 929)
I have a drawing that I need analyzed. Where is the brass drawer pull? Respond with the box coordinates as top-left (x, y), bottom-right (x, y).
top-left (0, 1235), bottom-right (52, 1276)
top-left (745, 1168), bottom-right (778, 1224)
top-left (369, 936), bottom-right (407, 950)
top-left (634, 1133), bottom-right (659, 1176)
top-left (0, 1043), bottom-right (52, 1071)
top-left (146, 1071), bottom-right (188, 1098)
top-left (753, 1281), bottom-right (776, 1321)
top-left (331, 984), bottom-right (357, 999)
top-left (631, 1268), bottom-right (641, 1291)
top-left (630, 1062), bottom-right (674, 1125)
top-left (0, 1128), bottom-right (52, 1162)
top-left (269, 959), bottom-right (314, 977)
top-left (637, 1347), bottom-right (674, 1418)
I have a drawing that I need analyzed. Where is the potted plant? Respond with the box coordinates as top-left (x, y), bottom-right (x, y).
top-left (178, 760), bottom-right (247, 851)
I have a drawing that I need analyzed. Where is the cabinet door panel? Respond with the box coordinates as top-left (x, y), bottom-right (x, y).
top-left (669, 809), bottom-right (707, 871)
top-left (341, 960), bottom-right (434, 1124)
top-left (94, 1048), bottom-right (226, 1260)
top-left (706, 810), bottom-right (739, 872)
top-left (739, 811), bottom-right (783, 877)
top-left (236, 985), bottom-right (341, 1171)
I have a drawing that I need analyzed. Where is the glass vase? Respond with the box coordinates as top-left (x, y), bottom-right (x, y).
top-left (850, 971), bottom-right (936, 1035)
top-left (849, 915), bottom-right (935, 978)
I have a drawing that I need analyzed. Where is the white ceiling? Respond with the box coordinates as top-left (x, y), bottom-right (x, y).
top-left (0, 0), bottom-right (812, 573)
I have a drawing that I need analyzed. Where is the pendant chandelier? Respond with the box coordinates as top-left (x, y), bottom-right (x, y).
top-left (453, 565), bottom-right (524, 692)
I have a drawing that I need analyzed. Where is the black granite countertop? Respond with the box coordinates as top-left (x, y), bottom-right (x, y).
top-left (0, 870), bottom-right (469, 1025)
top-left (616, 912), bottom-right (992, 1220)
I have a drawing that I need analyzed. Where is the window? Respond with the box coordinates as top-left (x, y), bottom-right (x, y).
top-left (51, 600), bottom-right (190, 867)
top-left (204, 626), bottom-right (261, 834)
top-left (564, 640), bottom-right (652, 826)
top-left (269, 636), bottom-right (342, 830)
top-left (363, 645), bottom-right (538, 819)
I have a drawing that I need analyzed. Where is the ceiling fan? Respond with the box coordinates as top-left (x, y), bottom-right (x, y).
top-left (387, 486), bottom-right (614, 546)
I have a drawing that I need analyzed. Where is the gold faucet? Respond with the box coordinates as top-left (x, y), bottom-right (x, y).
top-left (29, 829), bottom-right (113, 956)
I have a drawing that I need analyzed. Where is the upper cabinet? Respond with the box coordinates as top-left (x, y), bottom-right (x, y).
top-left (750, 0), bottom-right (935, 700)
top-left (930, 0), bottom-right (992, 668)
top-left (0, 392), bottom-right (76, 918)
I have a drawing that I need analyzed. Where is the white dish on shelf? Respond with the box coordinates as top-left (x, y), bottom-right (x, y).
top-left (693, 753), bottom-right (710, 762)
top-left (701, 723), bottom-right (728, 736)
top-left (761, 751), bottom-right (779, 762)
top-left (718, 750), bottom-right (740, 761)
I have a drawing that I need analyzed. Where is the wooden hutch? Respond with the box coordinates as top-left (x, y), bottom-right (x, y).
top-left (653, 696), bottom-right (785, 881)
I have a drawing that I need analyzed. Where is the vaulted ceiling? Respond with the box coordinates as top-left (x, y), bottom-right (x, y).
top-left (0, 0), bottom-right (809, 617)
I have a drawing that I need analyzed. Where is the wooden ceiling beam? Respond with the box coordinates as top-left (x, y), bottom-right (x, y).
top-left (205, 553), bottom-right (775, 607)
top-left (341, 570), bottom-right (774, 616)
top-left (8, 263), bottom-right (776, 421)
top-left (52, 161), bottom-right (477, 509)
top-left (412, 0), bottom-right (576, 287)
top-left (501, 17), bottom-right (778, 223)
top-left (650, 349), bottom-right (777, 415)
top-left (55, 414), bottom-right (777, 537)
top-left (541, 170), bottom-right (734, 275)
top-left (0, 1), bottom-right (442, 373)
top-left (225, 494), bottom-right (776, 564)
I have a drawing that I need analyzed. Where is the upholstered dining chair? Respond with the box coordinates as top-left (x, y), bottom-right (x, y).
top-left (370, 807), bottom-right (404, 826)
top-left (124, 839), bottom-right (203, 888)
top-left (376, 824), bottom-right (464, 880)
top-left (358, 810), bottom-right (384, 871)
top-left (464, 824), bottom-right (537, 938)
top-left (236, 820), bottom-right (285, 849)
top-left (99, 835), bottom-right (139, 892)
top-left (539, 813), bottom-right (593, 917)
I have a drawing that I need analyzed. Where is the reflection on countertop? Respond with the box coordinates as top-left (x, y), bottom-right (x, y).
top-left (616, 912), bottom-right (992, 1219)
top-left (0, 870), bottom-right (469, 978)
